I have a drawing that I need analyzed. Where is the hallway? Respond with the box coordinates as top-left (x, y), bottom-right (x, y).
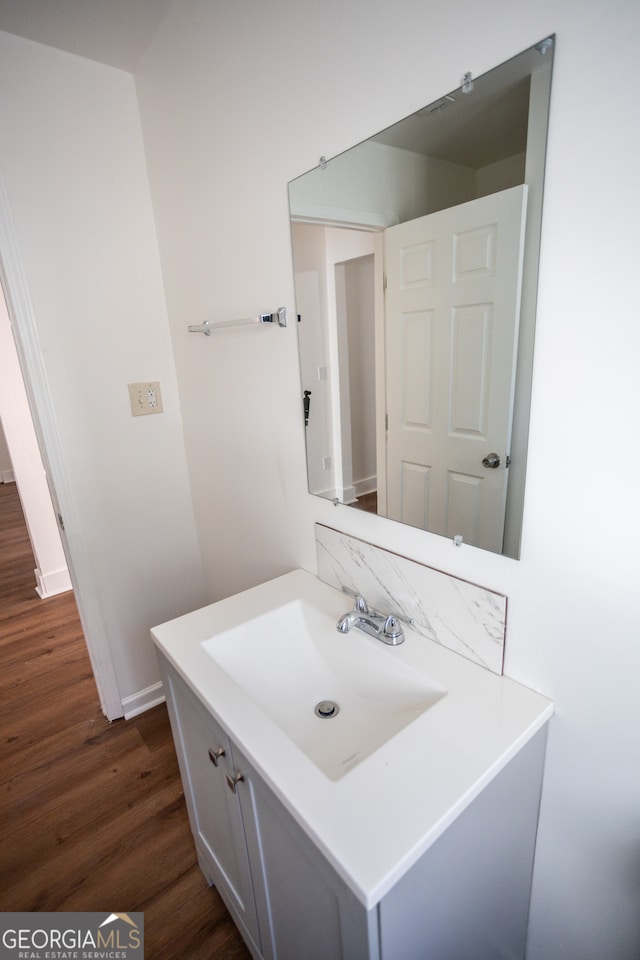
top-left (0, 481), bottom-right (250, 958)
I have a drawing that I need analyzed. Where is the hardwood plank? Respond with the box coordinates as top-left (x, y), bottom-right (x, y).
top-left (0, 717), bottom-right (174, 857)
top-left (0, 708), bottom-right (105, 783)
top-left (142, 868), bottom-right (250, 960)
top-left (3, 778), bottom-right (188, 910)
top-left (0, 482), bottom-right (252, 959)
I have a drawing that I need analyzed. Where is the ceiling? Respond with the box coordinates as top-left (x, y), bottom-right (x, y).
top-left (0, 7), bottom-right (551, 170)
top-left (0, 0), bottom-right (176, 71)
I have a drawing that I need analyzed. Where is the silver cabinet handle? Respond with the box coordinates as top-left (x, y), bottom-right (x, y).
top-left (482, 453), bottom-right (501, 469)
top-left (208, 746), bottom-right (226, 767)
top-left (226, 771), bottom-right (245, 793)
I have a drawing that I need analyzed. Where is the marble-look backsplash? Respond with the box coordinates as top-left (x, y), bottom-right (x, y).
top-left (315, 524), bottom-right (506, 675)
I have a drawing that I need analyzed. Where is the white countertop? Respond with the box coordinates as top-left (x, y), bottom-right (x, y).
top-left (151, 568), bottom-right (553, 909)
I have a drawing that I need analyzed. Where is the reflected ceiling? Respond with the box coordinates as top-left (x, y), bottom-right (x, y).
top-left (372, 79), bottom-right (530, 168)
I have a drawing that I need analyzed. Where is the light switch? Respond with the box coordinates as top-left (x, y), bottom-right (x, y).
top-left (128, 381), bottom-right (163, 417)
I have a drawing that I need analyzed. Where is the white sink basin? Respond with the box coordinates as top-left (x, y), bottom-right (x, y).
top-left (202, 598), bottom-right (445, 780)
top-left (153, 568), bottom-right (553, 905)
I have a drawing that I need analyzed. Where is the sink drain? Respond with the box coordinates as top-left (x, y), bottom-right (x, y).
top-left (315, 700), bottom-right (339, 719)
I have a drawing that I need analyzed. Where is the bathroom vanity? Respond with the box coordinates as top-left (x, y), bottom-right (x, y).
top-left (152, 569), bottom-right (552, 960)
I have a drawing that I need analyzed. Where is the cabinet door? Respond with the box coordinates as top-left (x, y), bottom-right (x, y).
top-left (162, 669), bottom-right (261, 953)
top-left (232, 743), bottom-right (378, 960)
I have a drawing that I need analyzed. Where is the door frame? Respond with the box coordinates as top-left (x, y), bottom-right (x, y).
top-left (0, 170), bottom-right (122, 719)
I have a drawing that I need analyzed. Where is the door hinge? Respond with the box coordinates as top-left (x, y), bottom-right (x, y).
top-left (57, 513), bottom-right (65, 531)
top-left (385, 413), bottom-right (389, 431)
top-left (383, 274), bottom-right (388, 292)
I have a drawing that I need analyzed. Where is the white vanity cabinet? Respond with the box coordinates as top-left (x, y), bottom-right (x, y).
top-left (161, 660), bottom-right (373, 960)
top-left (161, 665), bottom-right (261, 953)
top-left (160, 655), bottom-right (548, 960)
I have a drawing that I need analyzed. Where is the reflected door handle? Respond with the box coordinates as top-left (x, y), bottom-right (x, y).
top-left (482, 453), bottom-right (501, 469)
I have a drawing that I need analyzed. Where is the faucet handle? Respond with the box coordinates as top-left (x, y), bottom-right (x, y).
top-left (341, 585), bottom-right (370, 614)
top-left (382, 611), bottom-right (415, 642)
top-left (389, 610), bottom-right (415, 626)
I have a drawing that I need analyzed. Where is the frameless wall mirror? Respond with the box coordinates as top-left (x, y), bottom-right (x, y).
top-left (289, 37), bottom-right (554, 559)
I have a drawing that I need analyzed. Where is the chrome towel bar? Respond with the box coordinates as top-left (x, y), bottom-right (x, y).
top-left (188, 307), bottom-right (287, 335)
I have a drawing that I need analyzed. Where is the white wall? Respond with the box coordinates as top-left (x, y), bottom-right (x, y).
top-left (0, 286), bottom-right (70, 596)
top-left (135, 1), bottom-right (640, 957)
top-left (476, 151), bottom-right (526, 196)
top-left (0, 31), bottom-right (207, 712)
top-left (289, 139), bottom-right (476, 225)
top-left (0, 419), bottom-right (12, 481)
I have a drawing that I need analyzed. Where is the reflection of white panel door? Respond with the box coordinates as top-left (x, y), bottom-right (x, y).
top-left (384, 186), bottom-right (527, 552)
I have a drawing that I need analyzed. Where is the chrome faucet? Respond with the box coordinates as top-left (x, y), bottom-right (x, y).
top-left (336, 587), bottom-right (413, 646)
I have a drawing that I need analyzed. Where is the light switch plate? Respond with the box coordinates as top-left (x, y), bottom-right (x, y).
top-left (128, 381), bottom-right (163, 417)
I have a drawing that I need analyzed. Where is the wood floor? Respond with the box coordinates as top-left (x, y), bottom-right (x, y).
top-left (0, 481), bottom-right (251, 959)
top-left (351, 491), bottom-right (377, 514)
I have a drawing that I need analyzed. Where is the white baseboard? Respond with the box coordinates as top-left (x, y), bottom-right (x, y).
top-left (354, 475), bottom-right (377, 497)
top-left (312, 485), bottom-right (337, 500)
top-left (34, 565), bottom-right (73, 598)
top-left (1, 470), bottom-right (15, 483)
top-left (341, 484), bottom-right (357, 505)
top-left (122, 681), bottom-right (166, 720)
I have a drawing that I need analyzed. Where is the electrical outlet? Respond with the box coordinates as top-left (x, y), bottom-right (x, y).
top-left (318, 365), bottom-right (328, 381)
top-left (128, 381), bottom-right (163, 417)
top-left (322, 456), bottom-right (332, 470)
